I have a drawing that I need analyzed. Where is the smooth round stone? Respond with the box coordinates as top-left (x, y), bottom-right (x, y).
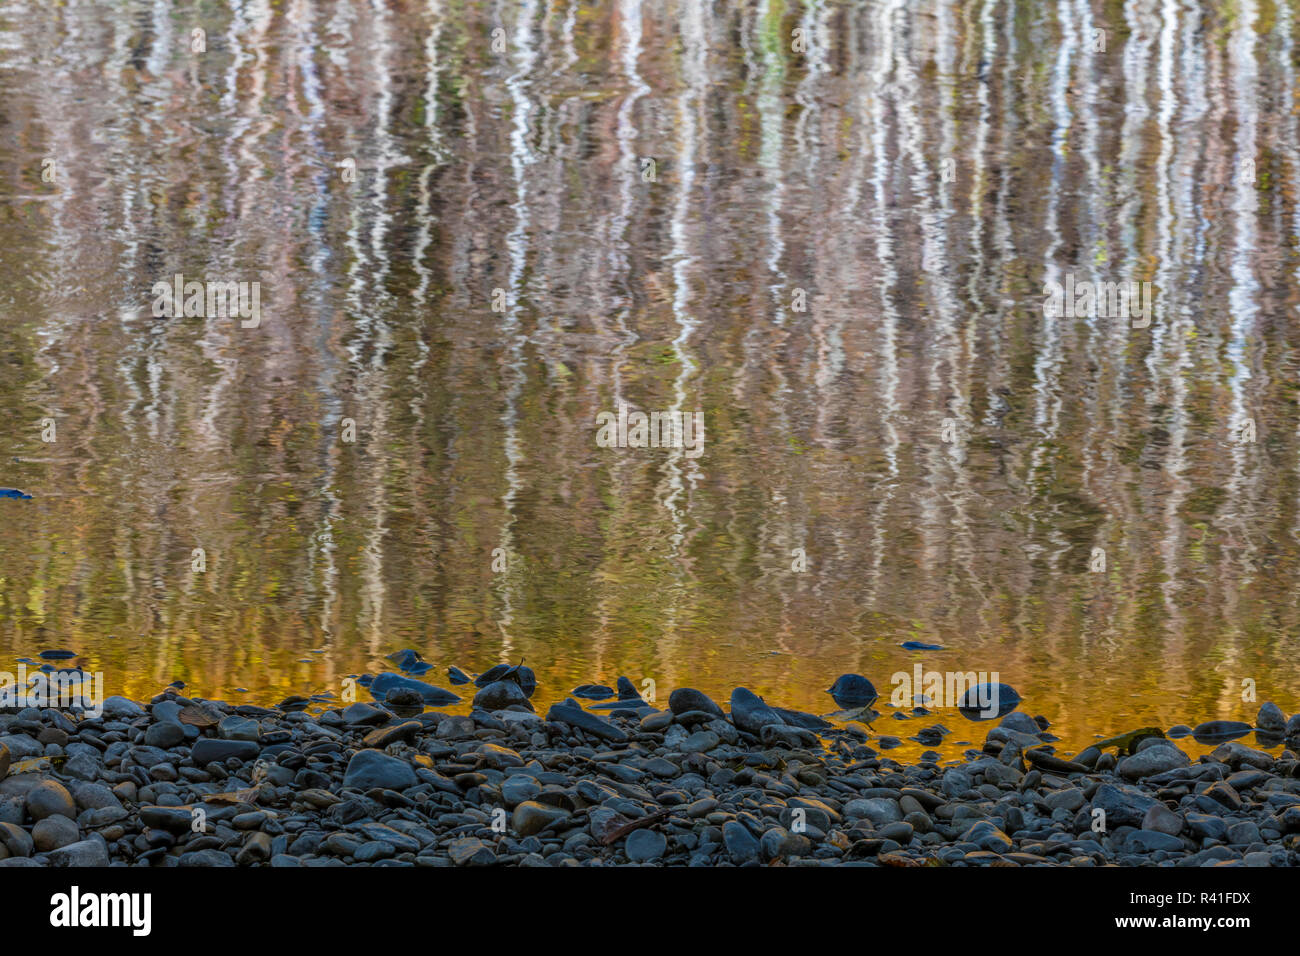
top-left (218, 716), bottom-right (262, 742)
top-left (511, 801), bottom-right (569, 837)
top-left (679, 730), bottom-right (721, 754)
top-left (878, 821), bottom-right (915, 844)
top-left (1257, 702), bottom-right (1286, 733)
top-left (151, 700), bottom-right (184, 725)
top-left (827, 674), bottom-right (878, 709)
top-left (32, 815), bottom-right (79, 852)
top-left (625, 829), bottom-right (667, 862)
top-left (667, 688), bottom-right (725, 718)
top-left (760, 826), bottom-right (812, 860)
top-left (140, 806), bottom-right (195, 833)
top-left (903, 810), bottom-right (933, 834)
top-left (101, 696), bottom-right (144, 719)
top-left (1126, 830), bottom-right (1184, 853)
top-left (1141, 803), bottom-right (1183, 836)
top-left (997, 712), bottom-right (1041, 736)
top-left (178, 848), bottom-right (236, 867)
top-left (1185, 812), bottom-right (1228, 841)
top-left (960, 820), bottom-right (1013, 853)
top-left (144, 722), bottom-right (186, 748)
top-left (25, 780), bottom-right (76, 821)
top-left (844, 798), bottom-right (902, 826)
top-left (639, 711), bottom-right (673, 732)
top-left (47, 839), bottom-right (110, 867)
top-left (0, 742), bottom-right (9, 780)
top-left (722, 820), bottom-right (760, 863)
top-left (500, 776), bottom-right (541, 807)
top-left (190, 739), bottom-right (260, 764)
top-left (477, 743), bottom-right (524, 770)
top-left (472, 681), bottom-right (529, 711)
top-left (341, 702), bottom-right (389, 726)
top-left (957, 683), bottom-right (1022, 720)
top-left (72, 784), bottom-right (119, 812)
top-left (0, 822), bottom-right (34, 858)
top-left (728, 688), bottom-right (785, 736)
top-left (340, 750), bottom-right (417, 791)
top-left (1118, 746), bottom-right (1190, 781)
top-left (354, 841), bottom-right (395, 863)
top-left (1227, 820), bottom-right (1261, 845)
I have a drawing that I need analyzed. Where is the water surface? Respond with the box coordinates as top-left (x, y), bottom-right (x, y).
top-left (2, 0), bottom-right (1299, 760)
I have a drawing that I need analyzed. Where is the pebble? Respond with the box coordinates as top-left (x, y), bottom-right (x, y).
top-left (25, 781), bottom-right (76, 821)
top-left (668, 688), bottom-right (725, 717)
top-left (32, 816), bottom-right (79, 851)
top-left (1118, 744), bottom-right (1190, 780)
top-left (1141, 803), bottom-right (1183, 836)
top-left (190, 739), bottom-right (260, 764)
top-left (448, 837), bottom-right (495, 867)
top-left (1258, 702), bottom-right (1286, 733)
top-left (0, 679), bottom-right (1292, 871)
top-left (625, 829), bottom-right (667, 862)
top-left (341, 750), bottom-right (418, 790)
top-left (47, 838), bottom-right (110, 867)
top-left (722, 820), bottom-right (760, 863)
top-left (511, 801), bottom-right (569, 837)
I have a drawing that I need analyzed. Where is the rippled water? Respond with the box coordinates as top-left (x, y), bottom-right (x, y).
top-left (2, 0), bottom-right (1299, 760)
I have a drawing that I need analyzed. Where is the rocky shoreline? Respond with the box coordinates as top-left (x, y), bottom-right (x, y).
top-left (1, 682), bottom-right (1298, 867)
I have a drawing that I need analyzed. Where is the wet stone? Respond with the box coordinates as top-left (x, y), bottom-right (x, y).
top-left (625, 829), bottom-right (667, 862)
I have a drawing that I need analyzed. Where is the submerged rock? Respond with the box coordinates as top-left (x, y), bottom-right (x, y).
top-left (625, 828), bottom-right (667, 862)
top-left (572, 683), bottom-right (614, 700)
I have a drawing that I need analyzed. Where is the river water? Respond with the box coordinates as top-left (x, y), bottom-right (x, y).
top-left (1, 0), bottom-right (1298, 760)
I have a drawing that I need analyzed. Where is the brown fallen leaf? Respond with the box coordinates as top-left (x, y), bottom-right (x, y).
top-left (178, 705), bottom-right (220, 728)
